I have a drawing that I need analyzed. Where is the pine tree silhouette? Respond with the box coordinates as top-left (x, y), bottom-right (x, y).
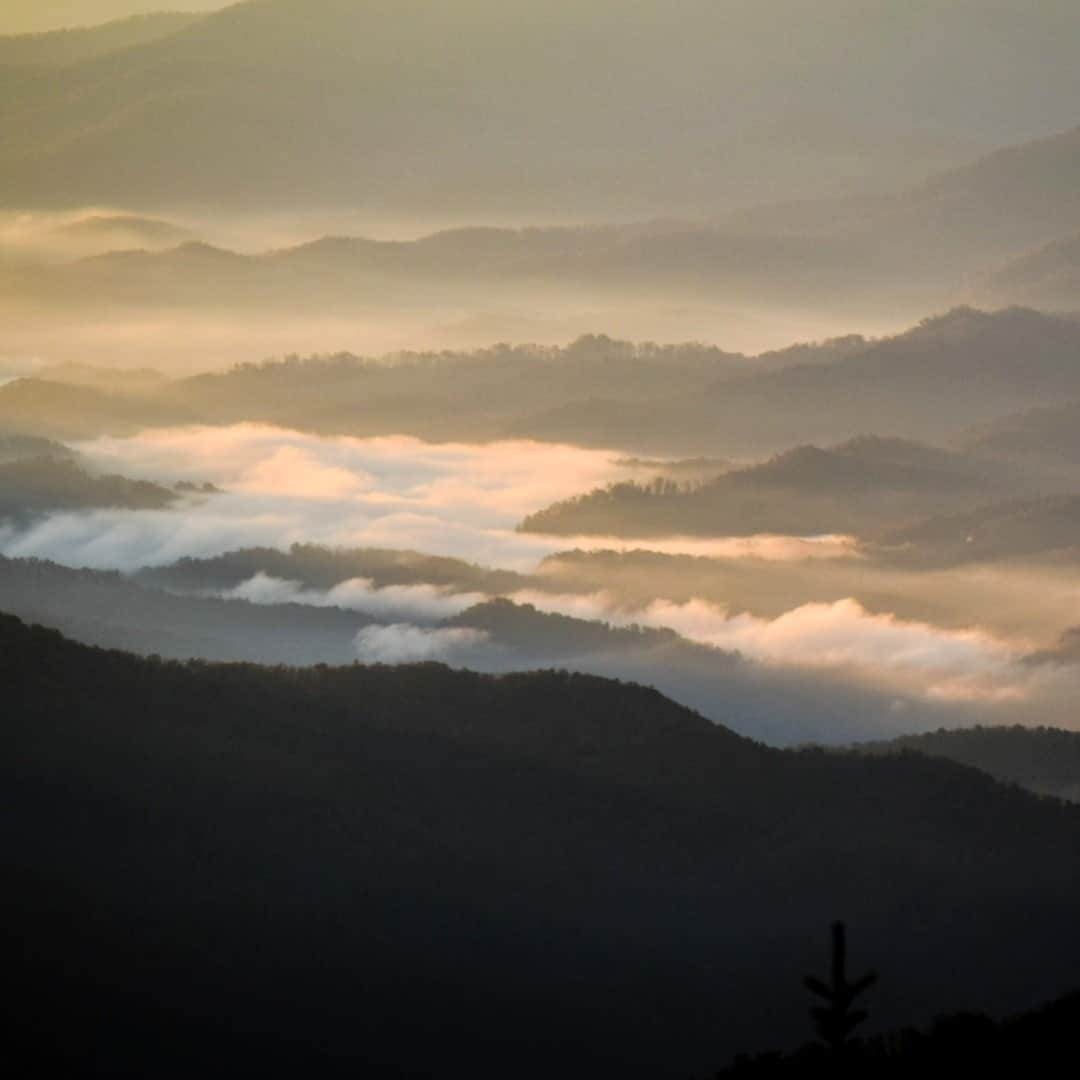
top-left (804, 922), bottom-right (877, 1052)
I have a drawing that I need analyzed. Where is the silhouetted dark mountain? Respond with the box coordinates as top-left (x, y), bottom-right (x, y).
top-left (520, 436), bottom-right (1033, 539)
top-left (856, 725), bottom-right (1080, 804)
top-left (6, 613), bottom-right (1080, 1077)
top-left (716, 989), bottom-right (1080, 1076)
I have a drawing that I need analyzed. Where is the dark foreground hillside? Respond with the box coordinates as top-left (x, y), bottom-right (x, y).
top-left (5, 614), bottom-right (1080, 1077)
top-left (718, 989), bottom-right (1080, 1076)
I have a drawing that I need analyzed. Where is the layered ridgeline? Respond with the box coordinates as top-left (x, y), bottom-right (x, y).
top-left (0, 376), bottom-right (192, 440)
top-left (0, 434), bottom-right (181, 524)
top-left (518, 436), bottom-right (1045, 539)
top-left (3, 3), bottom-right (1080, 363)
top-left (5, 309), bottom-right (1080, 455)
top-left (11, 0), bottom-right (1080, 216)
top-left (0, 2), bottom-right (220, 36)
top-left (3, 206), bottom-right (1079, 358)
top-left (867, 496), bottom-right (1080, 568)
top-left (0, 554), bottom-right (982, 745)
top-left (6, 613), bottom-right (1080, 1077)
top-left (977, 232), bottom-right (1080, 312)
top-left (0, 556), bottom-right (374, 664)
top-left (859, 726), bottom-right (1080, 804)
top-left (963, 397), bottom-right (1080, 472)
top-left (0, 13), bottom-right (204, 66)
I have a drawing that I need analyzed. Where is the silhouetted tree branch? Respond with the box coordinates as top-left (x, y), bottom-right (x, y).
top-left (805, 922), bottom-right (877, 1052)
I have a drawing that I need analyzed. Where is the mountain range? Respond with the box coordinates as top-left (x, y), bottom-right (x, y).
top-left (0, 1), bottom-right (1076, 226)
top-left (519, 436), bottom-right (1042, 539)
top-left (0, 553), bottom-right (970, 745)
top-left (5, 308), bottom-right (1080, 456)
top-left (1, 0), bottom-right (1048, 216)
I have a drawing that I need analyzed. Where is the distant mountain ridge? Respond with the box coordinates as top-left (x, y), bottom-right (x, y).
top-left (4, 308), bottom-right (1080, 457)
top-left (0, 553), bottom-right (962, 745)
top-left (978, 232), bottom-right (1080, 311)
top-left (858, 725), bottom-right (1080, 803)
top-left (0, 12), bottom-right (203, 67)
top-left (963, 398), bottom-right (1080, 470)
top-left (0, 2), bottom-right (221, 35)
top-left (519, 435), bottom-right (1038, 539)
top-left (870, 496), bottom-right (1080, 568)
top-left (2, 0), bottom-right (1077, 216)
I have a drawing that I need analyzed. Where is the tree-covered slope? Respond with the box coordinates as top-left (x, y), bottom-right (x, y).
top-left (5, 614), bottom-right (1080, 1076)
top-left (859, 725), bottom-right (1080, 803)
top-left (519, 436), bottom-right (1032, 539)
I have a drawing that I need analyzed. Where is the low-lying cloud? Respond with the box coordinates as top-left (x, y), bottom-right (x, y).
top-left (509, 590), bottom-right (1030, 703)
top-left (226, 572), bottom-right (486, 622)
top-left (3, 422), bottom-right (1064, 724)
top-left (215, 567), bottom-right (1038, 707)
top-left (1, 425), bottom-right (626, 570)
top-left (0, 425), bottom-right (861, 570)
top-left (220, 569), bottom-right (1020, 703)
top-left (354, 624), bottom-right (489, 664)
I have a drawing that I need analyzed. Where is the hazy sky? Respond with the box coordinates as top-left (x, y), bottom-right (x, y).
top-left (0, 1), bottom-right (224, 34)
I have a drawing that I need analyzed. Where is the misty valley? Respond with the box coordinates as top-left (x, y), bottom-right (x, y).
top-left (5, 2), bottom-right (1080, 1077)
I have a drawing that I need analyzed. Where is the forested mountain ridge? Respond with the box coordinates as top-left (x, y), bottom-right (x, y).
top-left (518, 436), bottom-right (1039, 539)
top-left (0, 377), bottom-right (192, 440)
top-left (0, 554), bottom-right (962, 746)
top-left (0, 556), bottom-right (374, 663)
top-left (870, 495), bottom-right (1080, 567)
top-left (857, 725), bottom-right (1080, 803)
top-left (137, 542), bottom-right (528, 594)
top-left (6, 2), bottom-right (1080, 1074)
top-left (0, 456), bottom-right (178, 524)
top-left (5, 308), bottom-right (1080, 456)
top-left (6, 613), bottom-right (1080, 1076)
